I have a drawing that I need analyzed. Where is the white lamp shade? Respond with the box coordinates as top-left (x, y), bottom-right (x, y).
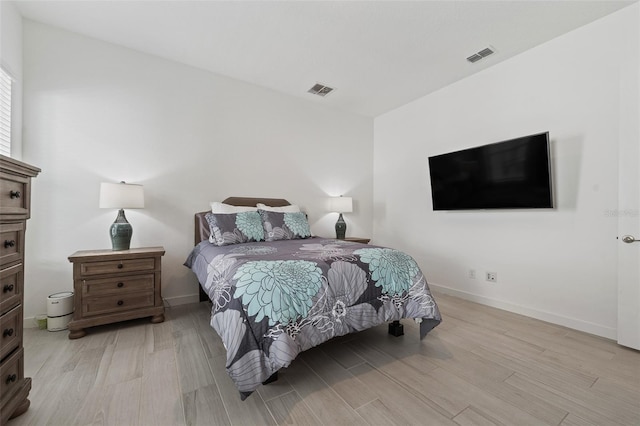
top-left (328, 196), bottom-right (353, 213)
top-left (99, 182), bottom-right (144, 209)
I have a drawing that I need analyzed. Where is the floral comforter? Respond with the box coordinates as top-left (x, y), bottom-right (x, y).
top-left (184, 237), bottom-right (441, 399)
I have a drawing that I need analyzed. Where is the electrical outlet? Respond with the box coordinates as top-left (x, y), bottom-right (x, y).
top-left (468, 269), bottom-right (476, 279)
top-left (486, 272), bottom-right (497, 282)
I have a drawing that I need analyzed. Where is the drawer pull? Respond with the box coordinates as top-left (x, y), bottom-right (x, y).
top-left (9, 190), bottom-right (21, 199)
top-left (117, 282), bottom-right (124, 288)
top-left (2, 284), bottom-right (14, 293)
top-left (117, 300), bottom-right (124, 306)
top-left (3, 328), bottom-right (14, 337)
top-left (6, 374), bottom-right (17, 384)
top-left (4, 240), bottom-right (16, 248)
top-left (117, 263), bottom-right (124, 269)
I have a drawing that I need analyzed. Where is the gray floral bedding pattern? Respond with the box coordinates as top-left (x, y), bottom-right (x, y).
top-left (184, 237), bottom-right (441, 399)
top-left (206, 211), bottom-right (265, 246)
top-left (258, 210), bottom-right (312, 241)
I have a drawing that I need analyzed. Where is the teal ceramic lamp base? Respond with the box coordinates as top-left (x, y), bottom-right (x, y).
top-left (110, 209), bottom-right (133, 251)
top-left (335, 213), bottom-right (346, 239)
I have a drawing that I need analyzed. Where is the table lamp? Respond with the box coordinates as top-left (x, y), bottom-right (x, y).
top-left (99, 181), bottom-right (144, 250)
top-left (328, 196), bottom-right (353, 239)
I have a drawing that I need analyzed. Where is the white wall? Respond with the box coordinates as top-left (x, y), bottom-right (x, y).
top-left (21, 21), bottom-right (373, 319)
top-left (373, 4), bottom-right (639, 339)
top-left (0, 1), bottom-right (23, 158)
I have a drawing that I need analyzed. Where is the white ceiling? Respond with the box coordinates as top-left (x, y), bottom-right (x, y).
top-left (12, 0), bottom-right (636, 117)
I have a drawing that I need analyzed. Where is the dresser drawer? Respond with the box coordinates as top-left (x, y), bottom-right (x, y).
top-left (1, 263), bottom-right (23, 314)
top-left (0, 223), bottom-right (25, 267)
top-left (79, 257), bottom-right (156, 277)
top-left (0, 305), bottom-right (21, 362)
top-left (0, 171), bottom-right (30, 219)
top-left (82, 274), bottom-right (154, 297)
top-left (82, 291), bottom-right (154, 317)
top-left (0, 347), bottom-right (24, 403)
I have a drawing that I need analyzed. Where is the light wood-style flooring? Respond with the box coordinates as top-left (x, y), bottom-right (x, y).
top-left (8, 292), bottom-right (640, 426)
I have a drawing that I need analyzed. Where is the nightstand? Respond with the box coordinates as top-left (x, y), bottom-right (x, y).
top-left (67, 246), bottom-right (165, 339)
top-left (343, 237), bottom-right (371, 244)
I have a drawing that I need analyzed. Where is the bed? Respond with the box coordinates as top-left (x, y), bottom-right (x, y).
top-left (184, 197), bottom-right (441, 399)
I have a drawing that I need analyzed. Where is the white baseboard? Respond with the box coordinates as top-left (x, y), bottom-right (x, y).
top-left (24, 317), bottom-right (39, 329)
top-left (430, 283), bottom-right (617, 340)
top-left (24, 294), bottom-right (202, 328)
top-left (163, 293), bottom-right (200, 308)
top-left (25, 286), bottom-right (615, 340)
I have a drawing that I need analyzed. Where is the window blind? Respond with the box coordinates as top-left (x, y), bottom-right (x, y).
top-left (0, 67), bottom-right (13, 157)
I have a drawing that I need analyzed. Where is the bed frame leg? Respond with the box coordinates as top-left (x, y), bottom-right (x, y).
top-left (388, 320), bottom-right (404, 337)
top-left (262, 372), bottom-right (278, 385)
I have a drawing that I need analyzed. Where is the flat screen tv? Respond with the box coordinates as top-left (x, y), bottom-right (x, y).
top-left (428, 132), bottom-right (553, 210)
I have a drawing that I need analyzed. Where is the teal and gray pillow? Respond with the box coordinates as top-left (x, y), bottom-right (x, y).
top-left (206, 211), bottom-right (265, 246)
top-left (259, 210), bottom-right (311, 241)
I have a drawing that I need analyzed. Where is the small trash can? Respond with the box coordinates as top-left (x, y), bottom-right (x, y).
top-left (47, 291), bottom-right (74, 331)
top-left (34, 314), bottom-right (47, 330)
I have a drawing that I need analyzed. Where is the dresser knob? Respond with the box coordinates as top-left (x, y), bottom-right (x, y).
top-left (117, 263), bottom-right (124, 269)
top-left (9, 190), bottom-right (21, 199)
top-left (5, 374), bottom-right (17, 384)
top-left (4, 240), bottom-right (16, 248)
top-left (2, 284), bottom-right (14, 293)
top-left (117, 300), bottom-right (124, 306)
top-left (3, 328), bottom-right (14, 338)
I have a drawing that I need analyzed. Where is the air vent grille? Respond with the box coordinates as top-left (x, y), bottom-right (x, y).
top-left (478, 47), bottom-right (494, 58)
top-left (467, 46), bottom-right (495, 63)
top-left (466, 53), bottom-right (483, 63)
top-left (308, 83), bottom-right (335, 97)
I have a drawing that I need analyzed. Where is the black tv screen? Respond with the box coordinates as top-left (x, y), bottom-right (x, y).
top-left (428, 132), bottom-right (553, 210)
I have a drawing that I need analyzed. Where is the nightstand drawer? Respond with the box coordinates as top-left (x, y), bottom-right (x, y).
top-left (0, 347), bottom-right (24, 401)
top-left (82, 274), bottom-right (154, 297)
top-left (0, 305), bottom-right (22, 363)
top-left (79, 257), bottom-right (156, 276)
top-left (1, 263), bottom-right (23, 314)
top-left (0, 223), bottom-right (25, 267)
top-left (82, 292), bottom-right (155, 317)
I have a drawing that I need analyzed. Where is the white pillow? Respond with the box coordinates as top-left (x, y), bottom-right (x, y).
top-left (210, 201), bottom-right (257, 214)
top-left (256, 203), bottom-right (301, 213)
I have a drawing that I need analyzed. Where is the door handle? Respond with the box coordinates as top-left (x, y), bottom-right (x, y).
top-left (622, 235), bottom-right (639, 244)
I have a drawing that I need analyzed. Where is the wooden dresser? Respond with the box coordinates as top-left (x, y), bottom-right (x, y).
top-left (0, 155), bottom-right (39, 425)
top-left (67, 247), bottom-right (165, 339)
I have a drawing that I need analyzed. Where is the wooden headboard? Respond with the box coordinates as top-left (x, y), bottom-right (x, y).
top-left (194, 197), bottom-right (291, 245)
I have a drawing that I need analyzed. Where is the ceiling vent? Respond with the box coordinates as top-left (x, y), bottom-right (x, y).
top-left (466, 46), bottom-right (495, 63)
top-left (308, 83), bottom-right (335, 97)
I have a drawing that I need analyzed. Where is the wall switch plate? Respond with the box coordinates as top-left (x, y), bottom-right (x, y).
top-left (468, 269), bottom-right (476, 279)
top-left (486, 272), bottom-right (497, 282)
